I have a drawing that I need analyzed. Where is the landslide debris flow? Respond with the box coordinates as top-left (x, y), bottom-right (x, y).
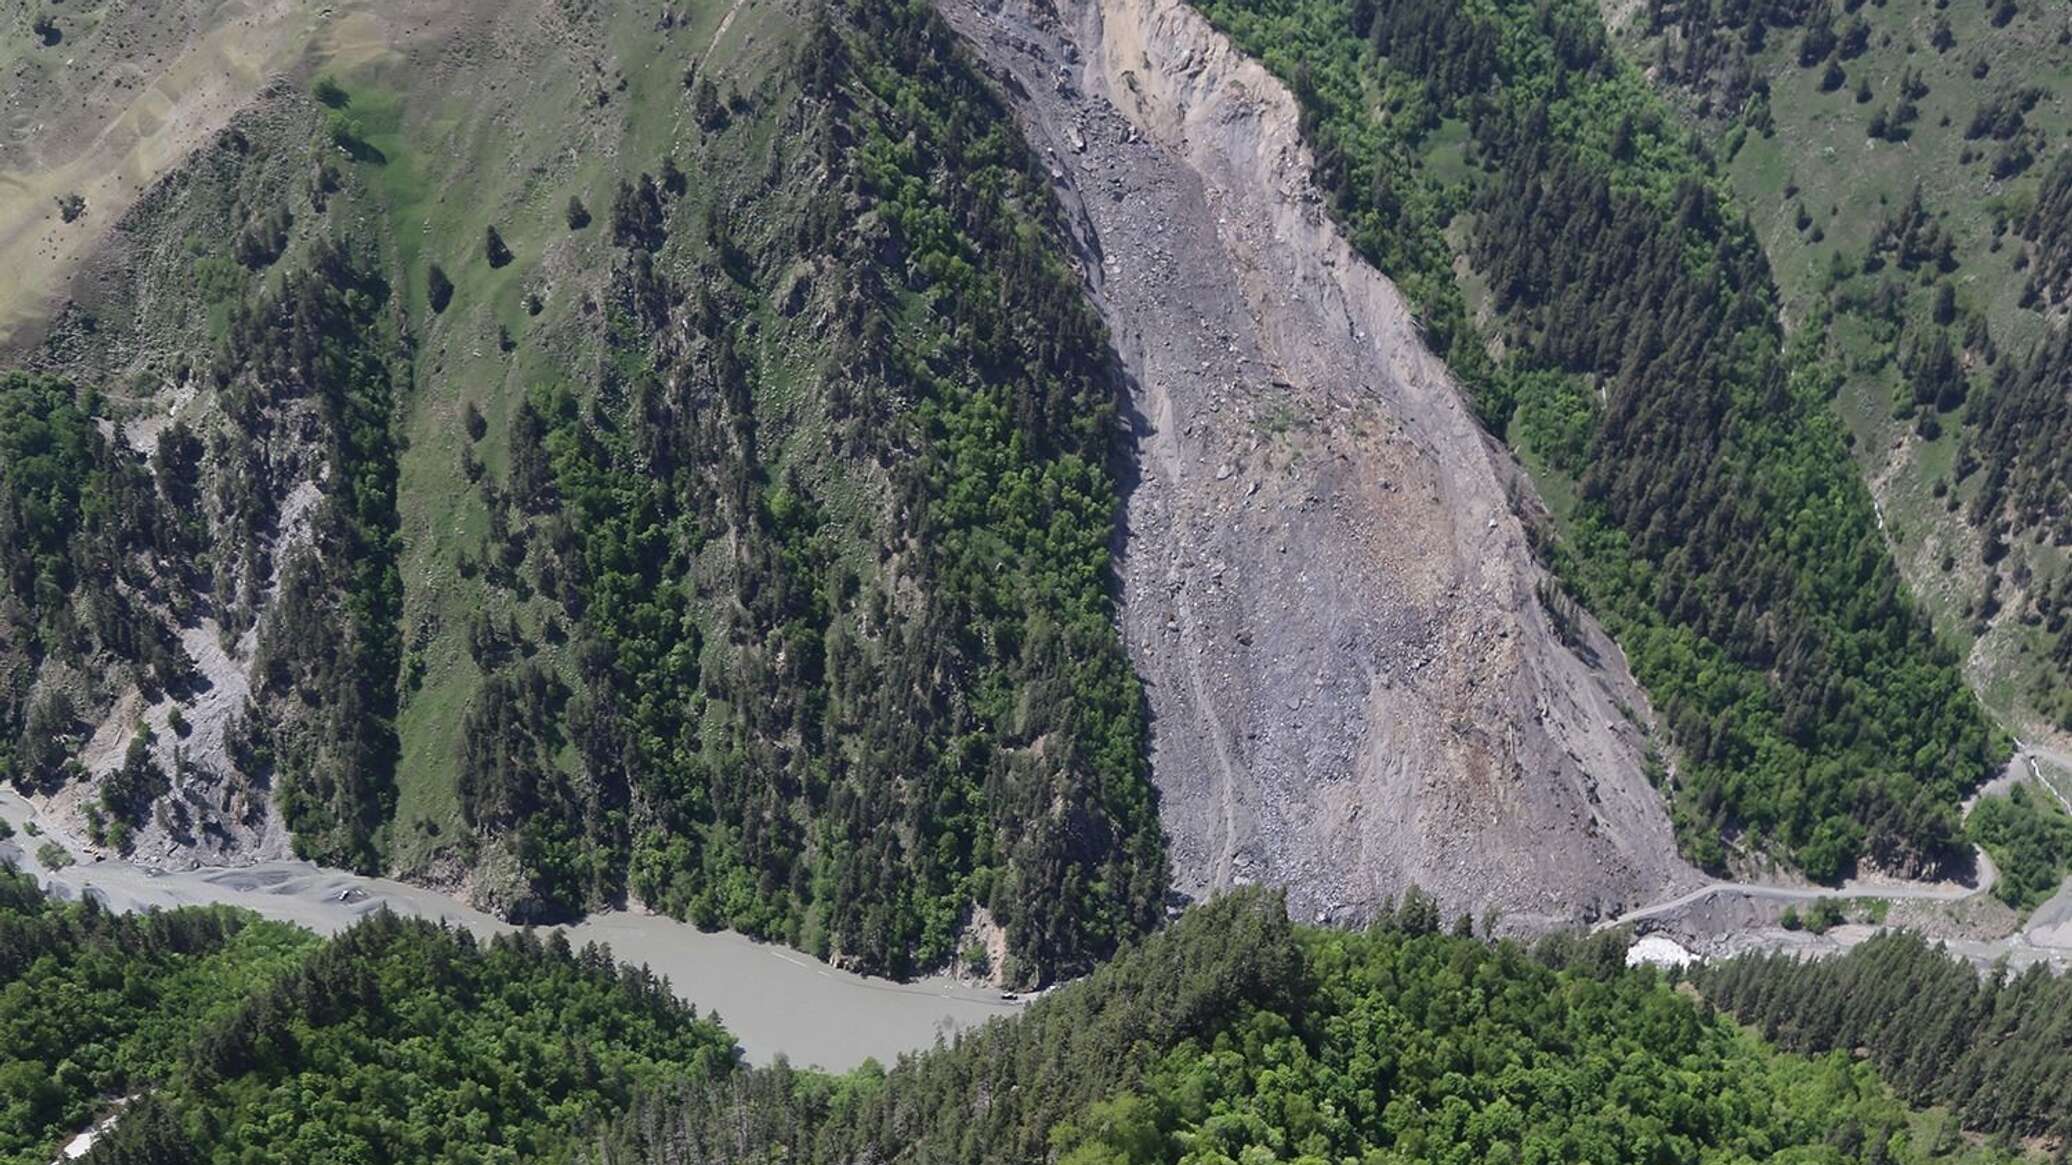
top-left (941, 0), bottom-right (1701, 930)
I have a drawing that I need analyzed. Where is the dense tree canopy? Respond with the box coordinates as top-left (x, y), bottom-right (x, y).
top-left (83, 910), bottom-right (735, 1165)
top-left (450, 0), bottom-right (1163, 983)
top-left (0, 867), bottom-right (316, 1165)
top-left (0, 373), bottom-right (185, 796)
top-left (597, 889), bottom-right (2029, 1165)
top-left (1965, 783), bottom-right (2072, 912)
top-left (1698, 929), bottom-right (2072, 1144)
top-left (226, 240), bottom-right (405, 872)
top-left (5, 874), bottom-right (2055, 1165)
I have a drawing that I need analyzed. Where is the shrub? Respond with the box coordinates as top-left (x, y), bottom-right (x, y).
top-left (427, 264), bottom-right (454, 313)
top-left (485, 225), bottom-right (513, 269)
top-left (312, 75), bottom-right (349, 108)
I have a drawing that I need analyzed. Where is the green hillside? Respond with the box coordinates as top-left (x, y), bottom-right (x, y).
top-left (6, 1), bottom-right (2070, 1160)
top-left (3, 0), bottom-right (1162, 985)
top-left (6, 867), bottom-right (2050, 1165)
top-left (1699, 927), bottom-right (2072, 1140)
top-left (1612, 0), bottom-right (2072, 737)
top-left (0, 866), bottom-right (729, 1165)
top-left (0, 870), bottom-right (315, 1165)
top-left (598, 889), bottom-right (2046, 1164)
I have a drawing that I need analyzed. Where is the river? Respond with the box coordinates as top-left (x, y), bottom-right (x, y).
top-left (0, 790), bottom-right (1023, 1071)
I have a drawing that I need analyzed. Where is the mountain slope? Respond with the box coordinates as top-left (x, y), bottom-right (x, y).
top-left (1179, 0), bottom-right (2006, 883)
top-left (1606, 0), bottom-right (2072, 745)
top-left (598, 888), bottom-right (2030, 1165)
top-left (942, 0), bottom-right (1695, 929)
top-left (1, 0), bottom-right (1168, 984)
top-left (1, 0), bottom-right (1739, 955)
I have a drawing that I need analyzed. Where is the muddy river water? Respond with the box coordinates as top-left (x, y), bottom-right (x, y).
top-left (0, 790), bottom-right (1022, 1071)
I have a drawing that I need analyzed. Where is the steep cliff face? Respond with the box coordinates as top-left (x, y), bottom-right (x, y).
top-left (941, 0), bottom-right (1700, 928)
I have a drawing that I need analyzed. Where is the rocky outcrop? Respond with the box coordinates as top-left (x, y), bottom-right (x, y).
top-left (940, 0), bottom-right (1701, 930)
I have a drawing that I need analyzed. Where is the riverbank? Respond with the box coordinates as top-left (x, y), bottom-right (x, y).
top-left (0, 789), bottom-right (1023, 1070)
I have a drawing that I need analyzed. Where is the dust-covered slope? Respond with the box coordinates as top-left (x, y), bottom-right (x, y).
top-left (941, 0), bottom-right (1698, 929)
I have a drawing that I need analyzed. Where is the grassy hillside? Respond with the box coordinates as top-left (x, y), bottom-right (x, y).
top-left (353, 0), bottom-right (1162, 981)
top-left (1609, 0), bottom-right (2072, 738)
top-left (1186, 0), bottom-right (2004, 881)
top-left (3, 0), bottom-right (1163, 984)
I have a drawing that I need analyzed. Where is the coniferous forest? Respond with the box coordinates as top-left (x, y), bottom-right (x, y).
top-left (3, 871), bottom-right (2054, 1165)
top-left (596, 891), bottom-right (2035, 1165)
top-left (1697, 930), bottom-right (2072, 1145)
top-left (3, 0), bottom-right (1163, 988)
top-left (0, 866), bottom-right (731, 1165)
top-left (446, 0), bottom-right (1164, 982)
top-left (1623, 0), bottom-right (2072, 735)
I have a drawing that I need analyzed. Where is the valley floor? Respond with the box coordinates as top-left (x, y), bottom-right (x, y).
top-left (0, 788), bottom-right (1022, 1071)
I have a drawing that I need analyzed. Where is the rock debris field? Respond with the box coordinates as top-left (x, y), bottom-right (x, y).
top-left (939, 0), bottom-right (1701, 932)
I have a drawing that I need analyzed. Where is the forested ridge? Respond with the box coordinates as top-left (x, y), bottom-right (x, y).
top-left (1192, 0), bottom-right (2004, 879)
top-left (1, 0), bottom-right (1161, 984)
top-left (224, 240), bottom-right (407, 872)
top-left (1977, 161), bottom-right (2072, 570)
top-left (1697, 929), bottom-right (2072, 1144)
top-left (444, 0), bottom-right (1162, 982)
top-left (2, 229), bottom-right (407, 868)
top-left (0, 867), bottom-right (314, 1165)
top-left (0, 863), bottom-right (733, 1165)
top-left (1620, 0), bottom-right (2072, 732)
top-left (1962, 269), bottom-right (2072, 723)
top-left (4, 872), bottom-right (2059, 1165)
top-left (2025, 154), bottom-right (2072, 309)
top-left (0, 371), bottom-right (194, 800)
top-left (596, 889), bottom-right (2034, 1165)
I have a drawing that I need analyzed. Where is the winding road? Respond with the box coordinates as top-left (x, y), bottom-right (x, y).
top-left (1600, 744), bottom-right (2072, 971)
top-left (1599, 847), bottom-right (1996, 931)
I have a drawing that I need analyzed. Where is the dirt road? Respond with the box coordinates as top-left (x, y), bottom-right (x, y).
top-left (1601, 848), bottom-right (1999, 931)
